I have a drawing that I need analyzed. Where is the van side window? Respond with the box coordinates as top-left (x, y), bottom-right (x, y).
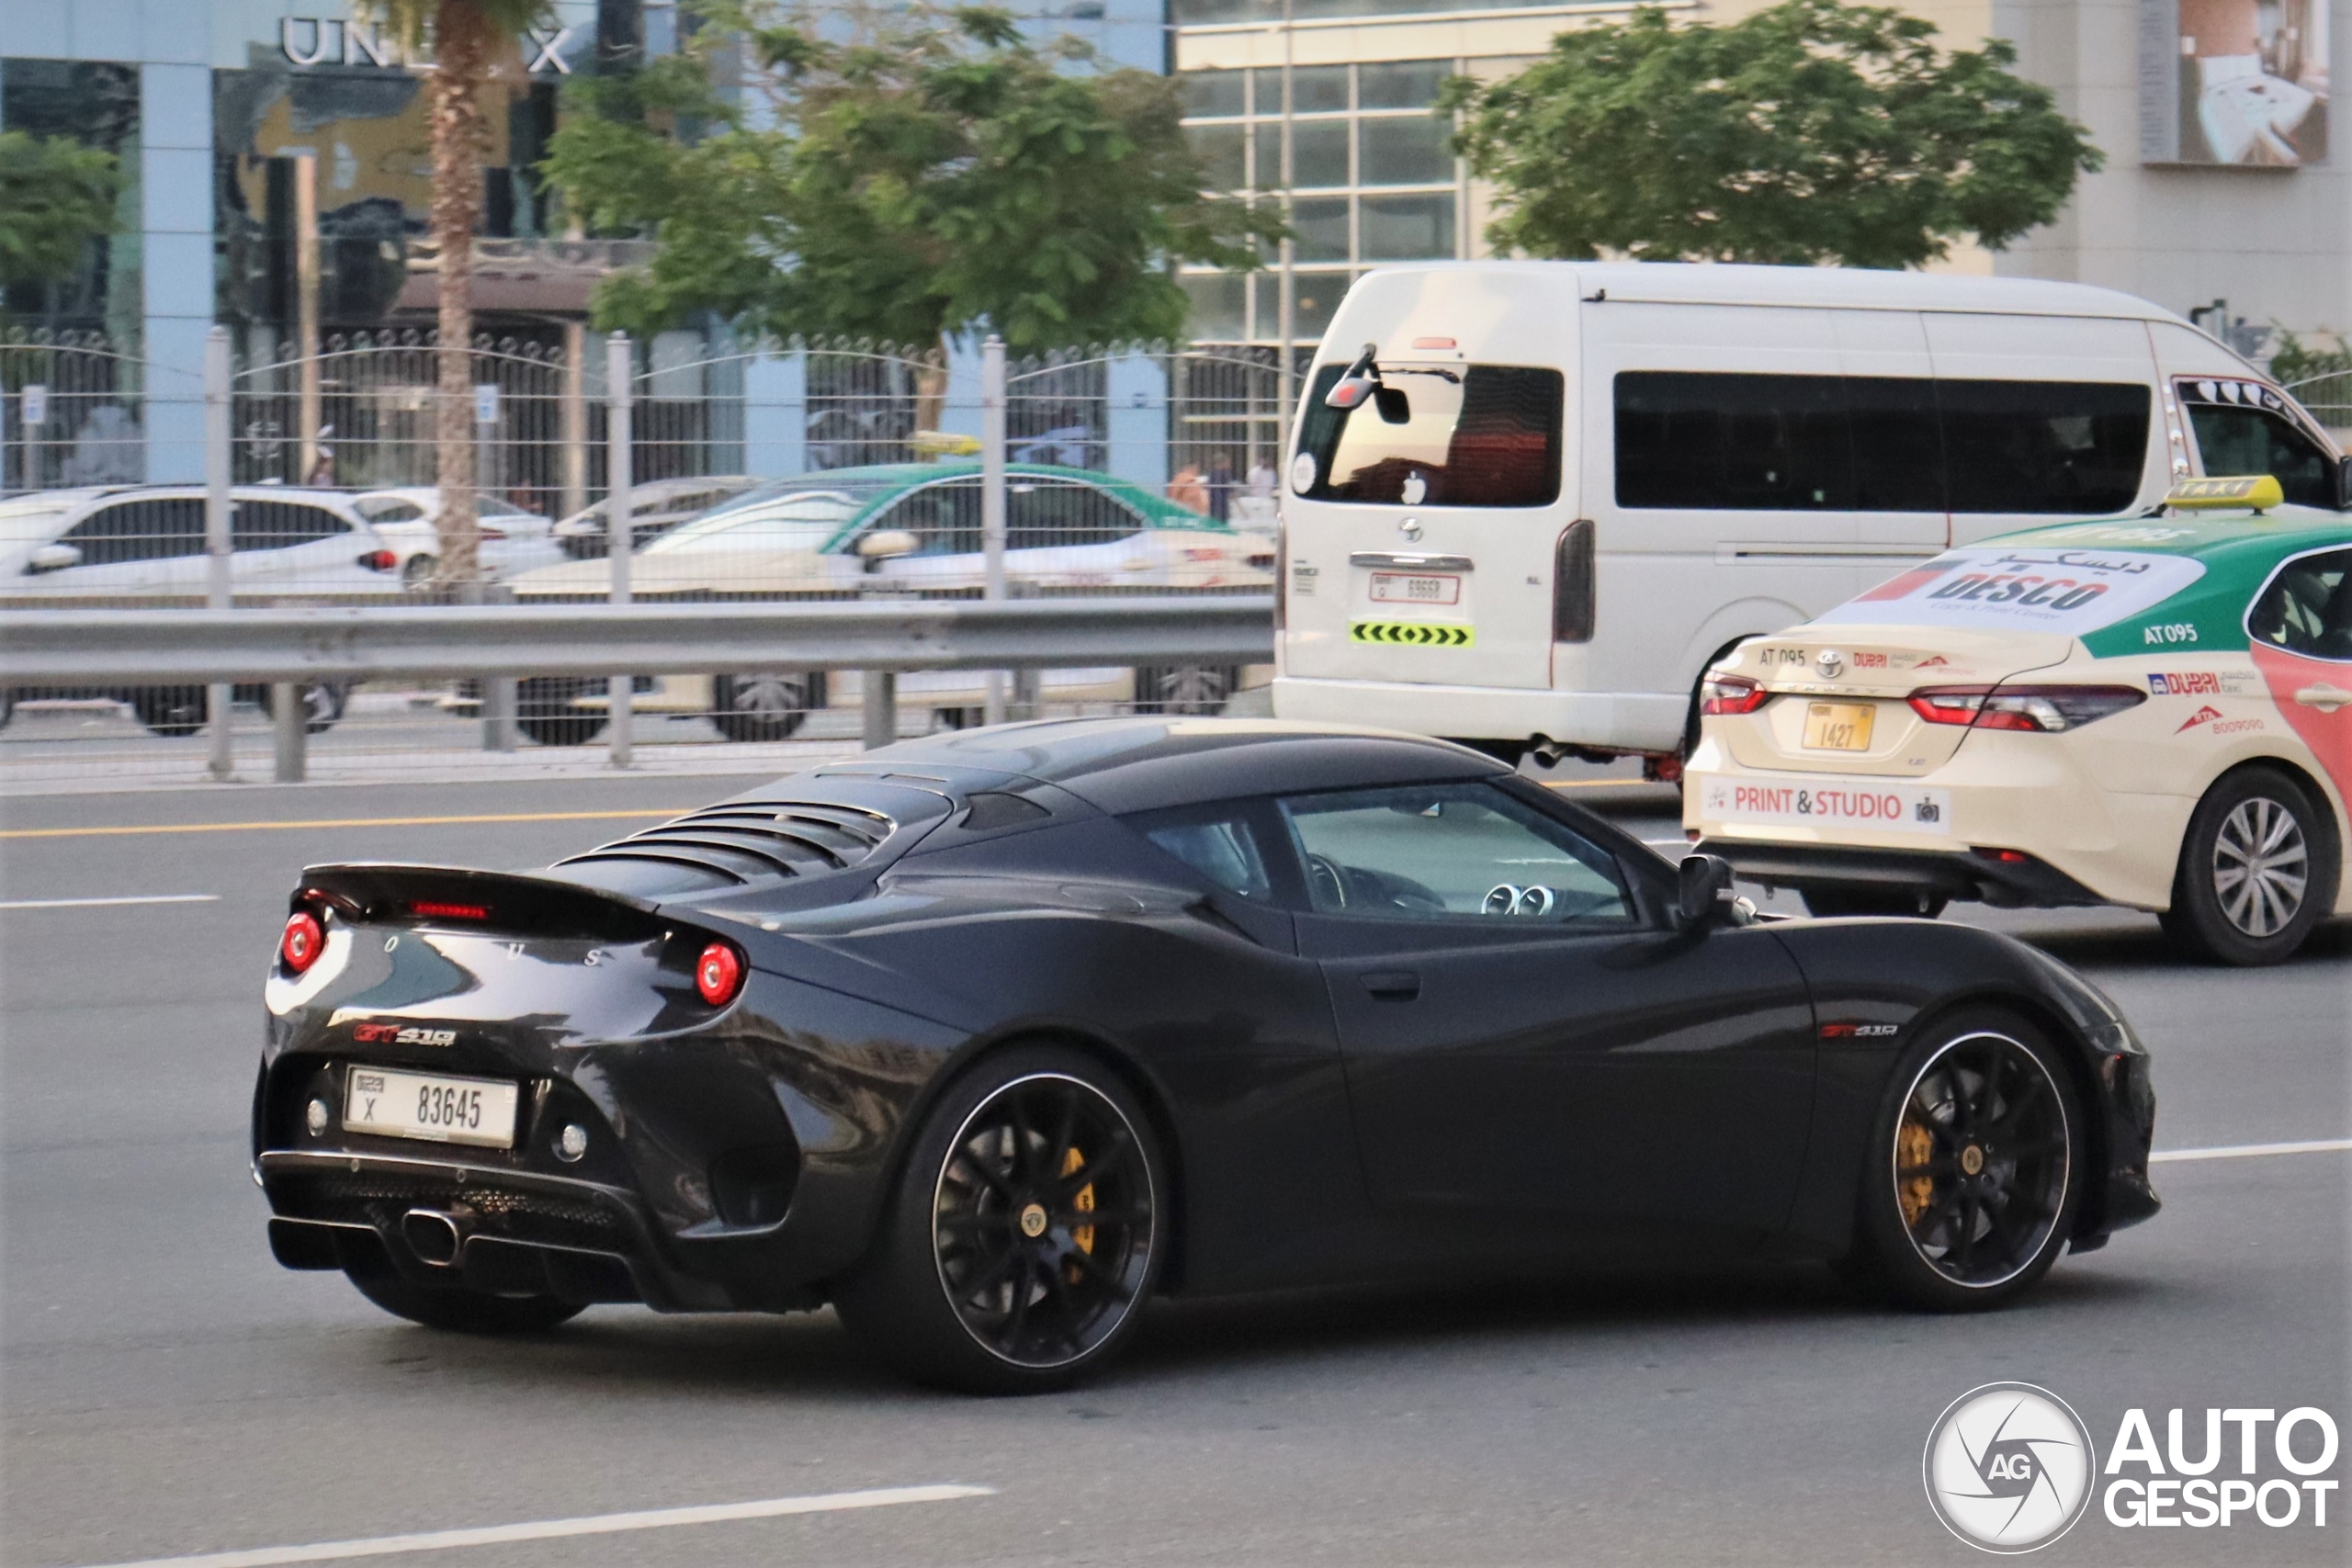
top-left (1298, 363), bottom-right (1563, 507)
top-left (2177, 382), bottom-right (2337, 509)
top-left (1614, 373), bottom-right (2149, 515)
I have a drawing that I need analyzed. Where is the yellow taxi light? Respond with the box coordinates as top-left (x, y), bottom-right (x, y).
top-left (910, 430), bottom-right (983, 457)
top-left (2165, 475), bottom-right (2283, 513)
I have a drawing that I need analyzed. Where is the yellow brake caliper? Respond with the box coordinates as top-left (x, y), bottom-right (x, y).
top-left (1061, 1146), bottom-right (1096, 1270)
top-left (1897, 1112), bottom-right (1936, 1228)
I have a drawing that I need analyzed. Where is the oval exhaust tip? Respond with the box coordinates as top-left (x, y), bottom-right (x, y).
top-left (401, 1209), bottom-right (463, 1267)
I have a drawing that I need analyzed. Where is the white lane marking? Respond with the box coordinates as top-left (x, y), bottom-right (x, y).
top-left (0, 894), bottom-right (220, 910)
top-left (74, 1483), bottom-right (995, 1568)
top-left (2151, 1137), bottom-right (2352, 1164)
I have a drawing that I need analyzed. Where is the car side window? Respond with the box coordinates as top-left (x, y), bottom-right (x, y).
top-left (232, 502), bottom-right (350, 552)
top-left (1128, 801), bottom-right (1275, 900)
top-left (2184, 400), bottom-right (2337, 510)
top-left (865, 479), bottom-right (983, 556)
top-left (2249, 548), bottom-right (2352, 660)
top-left (58, 497), bottom-right (207, 566)
top-left (1275, 782), bottom-right (1631, 922)
top-left (1008, 479), bottom-right (1142, 550)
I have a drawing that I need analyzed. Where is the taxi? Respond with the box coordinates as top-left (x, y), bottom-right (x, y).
top-left (1686, 478), bottom-right (2352, 964)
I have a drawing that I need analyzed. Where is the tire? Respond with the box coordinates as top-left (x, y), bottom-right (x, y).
top-left (345, 1261), bottom-right (584, 1335)
top-left (516, 677), bottom-right (604, 747)
top-left (833, 1044), bottom-right (1168, 1394)
top-left (256, 680), bottom-right (350, 735)
top-left (401, 553), bottom-right (438, 588)
top-left (1803, 887), bottom-right (1949, 919)
top-left (1842, 1010), bottom-right (2084, 1312)
top-left (128, 686), bottom-right (208, 738)
top-left (2162, 766), bottom-right (2336, 966)
top-left (709, 672), bottom-right (817, 742)
top-left (1133, 664), bottom-right (1235, 716)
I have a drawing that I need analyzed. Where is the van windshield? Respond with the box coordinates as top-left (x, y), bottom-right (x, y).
top-left (1295, 363), bottom-right (1563, 507)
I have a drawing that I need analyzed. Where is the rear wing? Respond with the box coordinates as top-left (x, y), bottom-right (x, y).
top-left (291, 863), bottom-right (663, 942)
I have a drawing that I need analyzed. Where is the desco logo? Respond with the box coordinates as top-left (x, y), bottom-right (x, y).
top-left (1924, 1383), bottom-right (2098, 1552)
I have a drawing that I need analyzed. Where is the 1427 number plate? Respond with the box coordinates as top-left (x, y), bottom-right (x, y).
top-left (344, 1066), bottom-right (519, 1149)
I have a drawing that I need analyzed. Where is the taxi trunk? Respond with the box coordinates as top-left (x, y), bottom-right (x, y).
top-left (1702, 626), bottom-right (2079, 777)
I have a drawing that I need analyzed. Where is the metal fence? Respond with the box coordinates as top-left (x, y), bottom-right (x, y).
top-left (2, 331), bottom-right (202, 493)
top-left (1, 330), bottom-right (1285, 789)
top-left (2286, 370), bottom-right (2352, 439)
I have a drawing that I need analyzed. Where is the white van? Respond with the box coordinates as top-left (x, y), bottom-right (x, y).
top-left (1272, 261), bottom-right (2352, 771)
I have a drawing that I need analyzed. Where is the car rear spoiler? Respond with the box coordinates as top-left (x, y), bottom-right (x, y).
top-left (291, 863), bottom-right (664, 942)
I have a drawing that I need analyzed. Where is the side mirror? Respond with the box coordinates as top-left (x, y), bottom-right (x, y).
top-left (857, 528), bottom-right (920, 563)
top-left (26, 541), bottom-right (81, 574)
top-left (1676, 853), bottom-right (1737, 930)
top-left (2335, 455), bottom-right (2352, 512)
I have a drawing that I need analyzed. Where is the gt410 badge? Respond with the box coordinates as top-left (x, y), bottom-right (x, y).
top-left (350, 1023), bottom-right (457, 1047)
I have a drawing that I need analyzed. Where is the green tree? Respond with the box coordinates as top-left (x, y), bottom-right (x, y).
top-left (361, 0), bottom-right (549, 584)
top-left (1440, 0), bottom-right (2101, 269)
top-left (0, 131), bottom-right (121, 292)
top-left (543, 3), bottom-right (1275, 364)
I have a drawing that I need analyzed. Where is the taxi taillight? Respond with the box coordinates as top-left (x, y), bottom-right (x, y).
top-left (280, 908), bottom-right (325, 974)
top-left (1701, 672), bottom-right (1769, 716)
top-left (1911, 684), bottom-right (2144, 733)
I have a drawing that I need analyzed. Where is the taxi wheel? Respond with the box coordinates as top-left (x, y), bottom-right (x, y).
top-left (2163, 767), bottom-right (2336, 966)
top-left (1802, 887), bottom-right (1948, 919)
top-left (833, 1045), bottom-right (1166, 1394)
top-left (345, 1262), bottom-right (584, 1334)
top-left (1842, 1009), bottom-right (2083, 1312)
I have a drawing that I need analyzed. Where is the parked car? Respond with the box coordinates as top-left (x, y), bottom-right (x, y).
top-left (483, 463), bottom-right (1273, 745)
top-left (548, 476), bottom-right (762, 558)
top-left (349, 489), bottom-right (565, 586)
top-left (0, 485), bottom-right (397, 735)
top-left (1685, 476), bottom-right (2352, 964)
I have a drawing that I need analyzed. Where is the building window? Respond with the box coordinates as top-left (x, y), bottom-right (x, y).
top-left (1180, 59), bottom-right (1462, 344)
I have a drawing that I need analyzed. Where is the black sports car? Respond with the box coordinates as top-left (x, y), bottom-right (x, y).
top-left (255, 719), bottom-right (2158, 1392)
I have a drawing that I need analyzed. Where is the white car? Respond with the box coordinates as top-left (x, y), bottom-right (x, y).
top-left (1, 485), bottom-right (401, 600)
top-left (349, 489), bottom-right (565, 586)
top-left (548, 476), bottom-right (763, 558)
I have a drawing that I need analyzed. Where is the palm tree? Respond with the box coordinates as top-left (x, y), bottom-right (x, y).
top-left (365, 0), bottom-right (548, 586)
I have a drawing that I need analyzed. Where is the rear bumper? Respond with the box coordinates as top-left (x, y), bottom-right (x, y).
top-left (1273, 675), bottom-right (1686, 752)
top-left (1694, 838), bottom-right (2107, 908)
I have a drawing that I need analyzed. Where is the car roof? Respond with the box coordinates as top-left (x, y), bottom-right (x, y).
top-left (1987, 511), bottom-right (2352, 578)
top-left (773, 716), bottom-right (1507, 815)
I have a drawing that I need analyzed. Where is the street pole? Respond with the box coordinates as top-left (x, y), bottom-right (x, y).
top-left (293, 152), bottom-right (322, 484)
top-left (1277, 0), bottom-right (1296, 440)
top-left (981, 333), bottom-right (1007, 727)
top-left (203, 326), bottom-right (235, 782)
top-left (605, 332), bottom-right (634, 767)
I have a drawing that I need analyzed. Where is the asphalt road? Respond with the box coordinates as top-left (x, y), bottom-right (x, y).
top-left (3, 773), bottom-right (2346, 1567)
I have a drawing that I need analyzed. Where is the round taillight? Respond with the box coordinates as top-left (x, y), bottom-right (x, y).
top-left (695, 942), bottom-right (743, 1007)
top-left (281, 909), bottom-right (325, 973)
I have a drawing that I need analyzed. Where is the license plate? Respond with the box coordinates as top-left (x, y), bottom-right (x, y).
top-left (1802, 702), bottom-right (1875, 751)
top-left (345, 1067), bottom-right (519, 1149)
top-left (1369, 571), bottom-right (1460, 606)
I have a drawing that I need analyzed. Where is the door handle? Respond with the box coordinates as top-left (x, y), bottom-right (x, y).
top-left (2294, 683), bottom-right (2352, 713)
top-left (1360, 969), bottom-right (1420, 1001)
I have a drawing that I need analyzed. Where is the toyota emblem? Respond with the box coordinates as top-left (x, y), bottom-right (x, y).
top-left (1815, 649), bottom-right (1847, 680)
top-left (1398, 518), bottom-right (1422, 542)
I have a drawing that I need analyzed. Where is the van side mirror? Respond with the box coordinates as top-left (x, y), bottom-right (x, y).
top-left (2335, 455), bottom-right (2352, 512)
top-left (26, 541), bottom-right (80, 574)
top-left (1676, 853), bottom-right (1737, 930)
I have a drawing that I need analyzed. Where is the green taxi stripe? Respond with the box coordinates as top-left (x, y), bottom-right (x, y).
top-left (1350, 620), bottom-right (1474, 648)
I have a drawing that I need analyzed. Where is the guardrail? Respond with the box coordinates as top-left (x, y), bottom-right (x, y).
top-left (2, 594), bottom-right (1277, 783)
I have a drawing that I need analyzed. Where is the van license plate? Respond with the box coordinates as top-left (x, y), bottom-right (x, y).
top-left (1802, 703), bottom-right (1875, 751)
top-left (345, 1067), bottom-right (519, 1149)
top-left (1369, 572), bottom-right (1460, 606)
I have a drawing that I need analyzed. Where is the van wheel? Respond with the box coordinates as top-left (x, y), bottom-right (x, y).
top-left (709, 673), bottom-right (815, 742)
top-left (256, 681), bottom-right (350, 735)
top-left (2162, 766), bottom-right (2335, 965)
top-left (128, 687), bottom-right (209, 737)
top-left (1134, 665), bottom-right (1234, 716)
top-left (516, 677), bottom-right (604, 747)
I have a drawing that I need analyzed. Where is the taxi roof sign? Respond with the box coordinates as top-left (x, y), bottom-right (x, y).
top-left (2166, 474), bottom-right (2283, 513)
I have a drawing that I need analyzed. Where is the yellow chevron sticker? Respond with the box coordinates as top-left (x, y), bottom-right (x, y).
top-left (1351, 620), bottom-right (1475, 648)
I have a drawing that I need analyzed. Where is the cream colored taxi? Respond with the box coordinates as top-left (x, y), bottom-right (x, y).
top-left (1686, 479), bottom-right (2352, 964)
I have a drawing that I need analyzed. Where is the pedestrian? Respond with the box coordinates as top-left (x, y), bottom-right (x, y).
top-left (1206, 452), bottom-right (1234, 523)
top-left (1169, 463), bottom-right (1207, 513)
top-left (1247, 457), bottom-right (1275, 500)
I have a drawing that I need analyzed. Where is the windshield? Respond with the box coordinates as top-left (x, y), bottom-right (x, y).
top-left (641, 491), bottom-right (858, 556)
top-left (1295, 363), bottom-right (1563, 507)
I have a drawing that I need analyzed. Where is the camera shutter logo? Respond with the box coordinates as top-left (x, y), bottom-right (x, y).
top-left (1924, 1382), bottom-right (2097, 1552)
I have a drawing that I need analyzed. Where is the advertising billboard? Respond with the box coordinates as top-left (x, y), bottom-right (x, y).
top-left (2141, 0), bottom-right (2331, 164)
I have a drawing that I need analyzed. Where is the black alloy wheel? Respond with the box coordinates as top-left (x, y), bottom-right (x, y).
top-left (2162, 766), bottom-right (2335, 965)
top-left (709, 672), bottom-right (815, 742)
top-left (344, 1258), bottom-right (583, 1334)
top-left (1845, 1012), bottom-right (2081, 1311)
top-left (256, 680), bottom-right (351, 735)
top-left (1802, 886), bottom-right (1950, 919)
top-left (834, 1047), bottom-right (1165, 1393)
top-left (516, 677), bottom-right (605, 747)
top-left (1133, 664), bottom-right (1236, 716)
